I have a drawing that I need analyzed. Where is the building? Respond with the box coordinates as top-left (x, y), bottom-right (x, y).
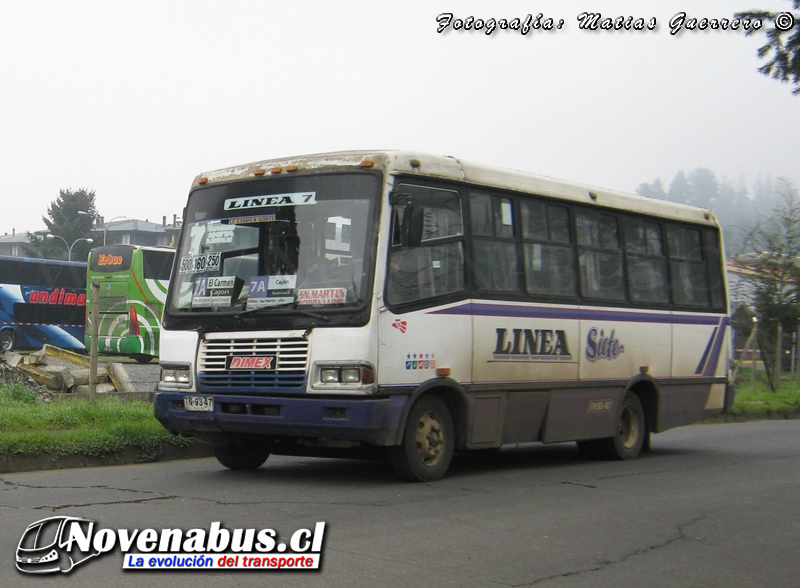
top-left (0, 215), bottom-right (183, 258)
top-left (0, 230), bottom-right (34, 257)
top-left (92, 215), bottom-right (182, 248)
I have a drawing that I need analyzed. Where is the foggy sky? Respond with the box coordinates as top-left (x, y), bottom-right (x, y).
top-left (0, 0), bottom-right (796, 236)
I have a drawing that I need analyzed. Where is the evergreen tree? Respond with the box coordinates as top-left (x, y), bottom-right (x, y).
top-left (667, 170), bottom-right (693, 205)
top-left (27, 188), bottom-right (97, 260)
top-left (637, 168), bottom-right (759, 253)
top-left (736, 1), bottom-right (800, 95)
top-left (635, 177), bottom-right (668, 200)
top-left (686, 169), bottom-right (719, 209)
top-left (718, 178), bottom-right (754, 254)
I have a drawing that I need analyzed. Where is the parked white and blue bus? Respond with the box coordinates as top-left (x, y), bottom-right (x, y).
top-left (154, 151), bottom-right (734, 481)
top-left (0, 255), bottom-right (87, 352)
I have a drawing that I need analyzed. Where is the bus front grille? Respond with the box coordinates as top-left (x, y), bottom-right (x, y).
top-left (197, 336), bottom-right (309, 393)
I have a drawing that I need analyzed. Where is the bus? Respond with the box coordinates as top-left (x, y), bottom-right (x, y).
top-left (153, 150), bottom-right (734, 481)
top-left (85, 245), bottom-right (174, 362)
top-left (0, 255), bottom-right (86, 352)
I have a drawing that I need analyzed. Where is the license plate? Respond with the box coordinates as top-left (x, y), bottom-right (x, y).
top-left (184, 395), bottom-right (214, 412)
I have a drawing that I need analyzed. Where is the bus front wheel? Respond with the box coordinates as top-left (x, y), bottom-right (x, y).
top-left (390, 395), bottom-right (454, 482)
top-left (0, 330), bottom-right (15, 352)
top-left (600, 392), bottom-right (645, 460)
top-left (212, 440), bottom-right (271, 470)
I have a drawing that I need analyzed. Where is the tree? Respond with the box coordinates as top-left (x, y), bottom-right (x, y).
top-left (686, 168), bottom-right (719, 209)
top-left (736, 1), bottom-right (800, 95)
top-left (741, 181), bottom-right (800, 386)
top-left (635, 177), bottom-right (668, 200)
top-left (637, 168), bottom-right (756, 253)
top-left (27, 188), bottom-right (97, 260)
top-left (667, 170), bottom-right (693, 206)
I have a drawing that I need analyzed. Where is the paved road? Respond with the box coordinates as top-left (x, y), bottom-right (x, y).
top-left (3, 420), bottom-right (800, 586)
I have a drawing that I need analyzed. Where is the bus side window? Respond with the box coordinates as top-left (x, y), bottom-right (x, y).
top-left (623, 218), bottom-right (669, 305)
top-left (522, 201), bottom-right (577, 299)
top-left (388, 243), bottom-right (464, 304)
top-left (576, 210), bottom-right (626, 301)
top-left (668, 225), bottom-right (712, 308)
top-left (387, 184), bottom-right (465, 306)
top-left (470, 192), bottom-right (520, 293)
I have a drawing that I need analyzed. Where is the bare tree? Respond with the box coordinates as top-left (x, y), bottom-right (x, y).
top-left (743, 181), bottom-right (800, 387)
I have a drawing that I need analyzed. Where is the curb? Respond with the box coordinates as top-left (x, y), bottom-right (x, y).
top-left (702, 410), bottom-right (800, 424)
top-left (0, 442), bottom-right (214, 474)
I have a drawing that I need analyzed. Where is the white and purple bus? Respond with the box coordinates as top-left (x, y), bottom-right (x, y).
top-left (154, 151), bottom-right (733, 481)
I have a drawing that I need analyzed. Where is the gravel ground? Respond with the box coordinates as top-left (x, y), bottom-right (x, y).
top-left (0, 360), bottom-right (52, 400)
top-left (117, 363), bottom-right (161, 393)
top-left (1, 353), bottom-right (162, 396)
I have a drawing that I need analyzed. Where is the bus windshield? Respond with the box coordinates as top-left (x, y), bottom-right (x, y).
top-left (168, 172), bottom-right (380, 322)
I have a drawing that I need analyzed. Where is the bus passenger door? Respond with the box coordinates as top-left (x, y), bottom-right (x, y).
top-left (379, 182), bottom-right (472, 393)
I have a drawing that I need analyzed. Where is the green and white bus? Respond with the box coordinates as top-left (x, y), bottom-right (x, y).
top-left (85, 244), bottom-right (174, 363)
top-left (154, 150), bottom-right (734, 481)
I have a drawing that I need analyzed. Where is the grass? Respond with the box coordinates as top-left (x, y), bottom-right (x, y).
top-left (728, 367), bottom-right (800, 417)
top-left (0, 381), bottom-right (191, 462)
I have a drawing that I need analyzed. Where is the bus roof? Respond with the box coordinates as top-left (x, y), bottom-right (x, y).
top-left (191, 150), bottom-right (719, 227)
top-left (0, 254), bottom-right (87, 268)
top-left (90, 244), bottom-right (175, 252)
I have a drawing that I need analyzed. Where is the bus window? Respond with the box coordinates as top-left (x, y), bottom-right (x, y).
top-left (577, 210), bottom-right (626, 301)
top-left (522, 201), bottom-right (577, 299)
top-left (623, 218), bottom-right (669, 305)
top-left (387, 184), bottom-right (465, 305)
top-left (668, 225), bottom-right (711, 307)
top-left (470, 192), bottom-right (519, 292)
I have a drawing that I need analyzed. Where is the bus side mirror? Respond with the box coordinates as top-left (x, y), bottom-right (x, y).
top-left (401, 204), bottom-right (424, 247)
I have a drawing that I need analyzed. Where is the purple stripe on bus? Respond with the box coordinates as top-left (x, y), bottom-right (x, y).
top-left (428, 302), bottom-right (724, 325)
top-left (695, 327), bottom-right (718, 375)
top-left (702, 316), bottom-right (730, 378)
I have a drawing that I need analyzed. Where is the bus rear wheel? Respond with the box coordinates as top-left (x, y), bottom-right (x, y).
top-left (0, 330), bottom-right (15, 352)
top-left (599, 392), bottom-right (645, 460)
top-left (390, 395), bottom-right (454, 482)
top-left (212, 440), bottom-right (271, 470)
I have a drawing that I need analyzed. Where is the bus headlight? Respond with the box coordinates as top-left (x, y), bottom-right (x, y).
top-left (313, 362), bottom-right (376, 392)
top-left (39, 549), bottom-right (58, 563)
top-left (159, 363), bottom-right (193, 389)
top-left (340, 368), bottom-right (361, 383)
top-left (321, 368), bottom-right (340, 383)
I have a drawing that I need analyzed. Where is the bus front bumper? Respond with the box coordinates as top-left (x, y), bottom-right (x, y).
top-left (153, 392), bottom-right (403, 447)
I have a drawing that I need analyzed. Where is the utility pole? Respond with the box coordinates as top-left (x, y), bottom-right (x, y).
top-left (89, 280), bottom-right (99, 402)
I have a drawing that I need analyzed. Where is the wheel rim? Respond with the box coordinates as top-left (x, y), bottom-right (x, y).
top-left (618, 404), bottom-right (639, 449)
top-left (414, 410), bottom-right (445, 467)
